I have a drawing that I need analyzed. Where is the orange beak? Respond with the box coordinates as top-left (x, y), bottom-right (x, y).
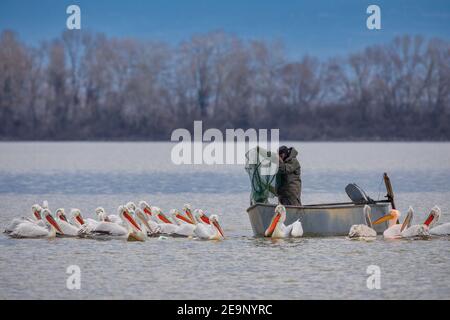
top-left (176, 213), bottom-right (193, 224)
top-left (200, 215), bottom-right (211, 225)
top-left (265, 213), bottom-right (281, 237)
top-left (373, 213), bottom-right (395, 225)
top-left (212, 220), bottom-right (225, 238)
top-left (423, 212), bottom-right (435, 227)
top-left (46, 215), bottom-right (63, 234)
top-left (75, 215), bottom-right (85, 226)
top-left (185, 210), bottom-right (195, 224)
top-left (158, 213), bottom-right (172, 224)
top-left (143, 207), bottom-right (152, 217)
top-left (123, 211), bottom-right (142, 231)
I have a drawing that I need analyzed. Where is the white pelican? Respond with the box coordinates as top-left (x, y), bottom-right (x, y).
top-left (71, 209), bottom-right (100, 229)
top-left (152, 206), bottom-right (174, 224)
top-left (264, 205), bottom-right (303, 238)
top-left (150, 207), bottom-right (178, 234)
top-left (348, 205), bottom-right (377, 239)
top-left (194, 214), bottom-right (225, 240)
top-left (8, 209), bottom-right (63, 239)
top-left (139, 201), bottom-right (153, 217)
top-left (126, 202), bottom-right (137, 211)
top-left (55, 208), bottom-right (80, 237)
top-left (4, 204), bottom-right (45, 234)
top-left (424, 206), bottom-right (450, 236)
top-left (135, 208), bottom-right (161, 236)
top-left (119, 206), bottom-right (146, 241)
top-left (137, 202), bottom-right (163, 233)
top-left (372, 209), bottom-right (404, 239)
top-left (78, 206), bottom-right (145, 241)
top-left (183, 204), bottom-right (196, 224)
top-left (169, 209), bottom-right (196, 237)
top-left (96, 207), bottom-right (122, 224)
top-left (397, 207), bottom-right (430, 238)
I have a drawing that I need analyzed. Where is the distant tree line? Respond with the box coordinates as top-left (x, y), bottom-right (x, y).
top-left (0, 30), bottom-right (449, 140)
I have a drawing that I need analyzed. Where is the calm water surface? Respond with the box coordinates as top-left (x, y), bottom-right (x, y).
top-left (0, 142), bottom-right (449, 299)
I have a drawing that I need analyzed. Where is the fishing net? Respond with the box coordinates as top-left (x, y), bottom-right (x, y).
top-left (245, 146), bottom-right (279, 205)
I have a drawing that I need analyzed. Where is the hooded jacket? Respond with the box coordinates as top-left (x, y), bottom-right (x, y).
top-left (276, 147), bottom-right (302, 206)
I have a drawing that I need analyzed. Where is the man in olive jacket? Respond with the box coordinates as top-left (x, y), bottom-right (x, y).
top-left (276, 146), bottom-right (302, 206)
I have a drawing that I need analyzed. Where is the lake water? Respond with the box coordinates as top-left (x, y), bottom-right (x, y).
top-left (0, 142), bottom-right (449, 299)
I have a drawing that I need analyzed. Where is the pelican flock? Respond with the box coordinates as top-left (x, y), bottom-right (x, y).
top-left (4, 201), bottom-right (448, 242)
top-left (347, 204), bottom-right (449, 240)
top-left (4, 201), bottom-right (225, 242)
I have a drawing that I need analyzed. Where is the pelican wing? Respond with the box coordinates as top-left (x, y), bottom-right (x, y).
top-left (290, 220), bottom-right (304, 237)
top-left (194, 224), bottom-right (213, 239)
top-left (429, 223), bottom-right (450, 236)
top-left (5, 218), bottom-right (26, 234)
top-left (175, 224), bottom-right (196, 237)
top-left (10, 222), bottom-right (49, 238)
top-left (58, 220), bottom-right (80, 236)
top-left (93, 222), bottom-right (128, 236)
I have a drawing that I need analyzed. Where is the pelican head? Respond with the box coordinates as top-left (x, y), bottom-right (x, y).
top-left (119, 206), bottom-right (142, 232)
top-left (95, 207), bottom-right (105, 215)
top-left (152, 207), bottom-right (172, 224)
top-left (42, 209), bottom-right (63, 234)
top-left (126, 202), bottom-right (137, 211)
top-left (373, 209), bottom-right (400, 227)
top-left (139, 201), bottom-right (152, 217)
top-left (210, 214), bottom-right (225, 238)
top-left (31, 204), bottom-right (43, 221)
top-left (265, 205), bottom-right (286, 237)
top-left (194, 209), bottom-right (210, 225)
top-left (55, 208), bottom-right (68, 222)
top-left (71, 208), bottom-right (85, 227)
top-left (172, 209), bottom-right (193, 225)
top-left (169, 209), bottom-right (180, 225)
top-left (183, 203), bottom-right (195, 223)
top-left (423, 206), bottom-right (441, 228)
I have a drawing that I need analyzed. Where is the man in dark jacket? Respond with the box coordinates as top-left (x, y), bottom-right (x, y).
top-left (276, 146), bottom-right (302, 206)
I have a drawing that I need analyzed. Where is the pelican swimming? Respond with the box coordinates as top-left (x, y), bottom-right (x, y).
top-left (119, 206), bottom-right (146, 241)
top-left (79, 206), bottom-right (145, 241)
top-left (397, 207), bottom-right (430, 238)
top-left (169, 209), bottom-right (196, 237)
top-left (135, 208), bottom-right (161, 236)
top-left (373, 207), bottom-right (429, 239)
top-left (264, 205), bottom-right (303, 238)
top-left (7, 209), bottom-right (62, 239)
top-left (423, 206), bottom-right (450, 236)
top-left (4, 204), bottom-right (45, 234)
top-left (148, 207), bottom-right (178, 234)
top-left (183, 204), bottom-right (197, 224)
top-left (71, 208), bottom-right (100, 230)
top-left (372, 209), bottom-right (403, 239)
top-left (194, 214), bottom-right (225, 240)
top-left (348, 205), bottom-right (377, 239)
top-left (95, 207), bottom-right (122, 225)
top-left (55, 208), bottom-right (80, 237)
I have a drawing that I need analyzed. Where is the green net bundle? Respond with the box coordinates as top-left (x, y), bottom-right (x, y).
top-left (245, 146), bottom-right (279, 205)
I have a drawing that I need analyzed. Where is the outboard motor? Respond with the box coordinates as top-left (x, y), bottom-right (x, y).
top-left (345, 183), bottom-right (375, 204)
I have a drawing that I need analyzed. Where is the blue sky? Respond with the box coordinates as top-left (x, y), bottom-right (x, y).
top-left (0, 0), bottom-right (449, 58)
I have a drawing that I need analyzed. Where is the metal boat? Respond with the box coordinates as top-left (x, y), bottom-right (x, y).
top-left (246, 202), bottom-right (391, 237)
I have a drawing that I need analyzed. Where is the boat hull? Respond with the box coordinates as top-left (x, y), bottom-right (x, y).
top-left (247, 203), bottom-right (390, 237)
